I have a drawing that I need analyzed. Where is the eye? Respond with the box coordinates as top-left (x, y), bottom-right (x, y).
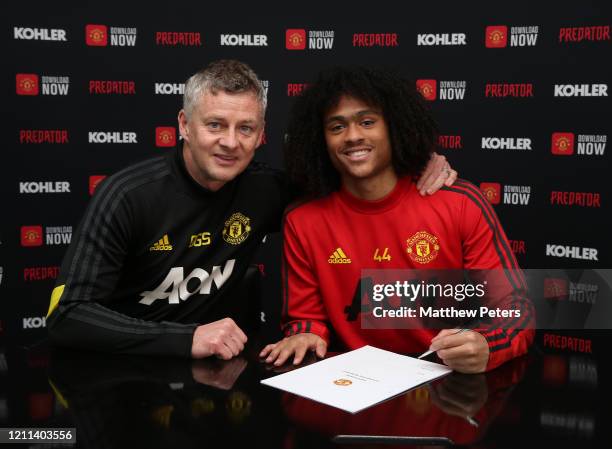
top-left (361, 119), bottom-right (375, 127)
top-left (206, 122), bottom-right (221, 130)
top-left (240, 125), bottom-right (254, 135)
top-left (328, 123), bottom-right (345, 133)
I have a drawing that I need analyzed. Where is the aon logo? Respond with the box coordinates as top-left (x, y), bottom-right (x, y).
top-left (139, 259), bottom-right (235, 305)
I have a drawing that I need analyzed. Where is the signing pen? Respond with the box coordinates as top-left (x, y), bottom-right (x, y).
top-left (417, 328), bottom-right (469, 359)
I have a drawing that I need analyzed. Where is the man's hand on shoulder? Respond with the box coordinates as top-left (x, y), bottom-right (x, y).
top-left (191, 318), bottom-right (248, 360)
top-left (417, 152), bottom-right (458, 195)
top-left (259, 333), bottom-right (327, 366)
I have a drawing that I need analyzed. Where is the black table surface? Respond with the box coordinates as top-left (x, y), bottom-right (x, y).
top-left (0, 337), bottom-right (609, 449)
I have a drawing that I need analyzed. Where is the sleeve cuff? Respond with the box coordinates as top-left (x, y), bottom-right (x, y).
top-left (283, 320), bottom-right (330, 344)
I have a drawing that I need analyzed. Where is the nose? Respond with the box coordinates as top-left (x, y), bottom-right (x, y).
top-left (219, 127), bottom-right (239, 150)
top-left (344, 123), bottom-right (364, 144)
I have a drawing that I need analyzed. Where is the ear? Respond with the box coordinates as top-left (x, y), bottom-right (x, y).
top-left (178, 110), bottom-right (189, 141)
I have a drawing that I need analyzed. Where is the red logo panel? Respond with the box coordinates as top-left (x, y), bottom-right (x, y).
top-left (486, 26), bottom-right (508, 48)
top-left (21, 226), bottom-right (43, 247)
top-left (16, 74), bottom-right (39, 95)
top-left (479, 182), bottom-right (501, 205)
top-left (551, 132), bottom-right (575, 155)
top-left (286, 29), bottom-right (306, 50)
top-left (86, 24), bottom-right (108, 46)
top-left (155, 127), bottom-right (176, 147)
top-left (416, 79), bottom-right (437, 101)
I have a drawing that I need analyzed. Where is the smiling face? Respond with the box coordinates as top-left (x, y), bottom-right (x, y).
top-left (178, 89), bottom-right (264, 191)
top-left (323, 95), bottom-right (397, 199)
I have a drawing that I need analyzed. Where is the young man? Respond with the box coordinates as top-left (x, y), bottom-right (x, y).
top-left (261, 66), bottom-right (533, 373)
top-left (47, 60), bottom-right (456, 360)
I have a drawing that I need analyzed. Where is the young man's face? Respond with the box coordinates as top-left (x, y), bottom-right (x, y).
top-left (178, 90), bottom-right (264, 191)
top-left (323, 95), bottom-right (396, 194)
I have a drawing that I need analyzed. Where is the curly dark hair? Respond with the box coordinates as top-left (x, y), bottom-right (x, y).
top-left (284, 66), bottom-right (438, 198)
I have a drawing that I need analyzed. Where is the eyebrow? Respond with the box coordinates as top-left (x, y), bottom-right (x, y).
top-left (201, 116), bottom-right (258, 125)
top-left (202, 116), bottom-right (226, 122)
top-left (324, 109), bottom-right (380, 125)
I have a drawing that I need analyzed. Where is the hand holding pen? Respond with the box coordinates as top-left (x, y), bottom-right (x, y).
top-left (418, 328), bottom-right (490, 374)
top-left (418, 328), bottom-right (469, 359)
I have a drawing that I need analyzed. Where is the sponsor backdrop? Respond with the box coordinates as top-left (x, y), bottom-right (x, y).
top-left (4, 2), bottom-right (611, 357)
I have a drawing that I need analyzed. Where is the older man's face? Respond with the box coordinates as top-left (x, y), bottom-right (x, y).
top-left (179, 90), bottom-right (264, 191)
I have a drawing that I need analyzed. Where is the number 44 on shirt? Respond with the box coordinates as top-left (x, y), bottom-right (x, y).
top-left (373, 248), bottom-right (392, 262)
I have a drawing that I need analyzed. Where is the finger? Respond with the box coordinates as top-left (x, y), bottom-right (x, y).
top-left (416, 153), bottom-right (443, 190)
top-left (440, 344), bottom-right (487, 369)
top-left (425, 161), bottom-right (451, 195)
top-left (439, 355), bottom-right (466, 371)
top-left (221, 318), bottom-right (247, 344)
top-left (315, 339), bottom-right (327, 358)
top-left (215, 344), bottom-right (234, 361)
top-left (293, 344), bottom-right (309, 365)
top-left (438, 345), bottom-right (487, 371)
top-left (424, 172), bottom-right (447, 196)
top-left (417, 161), bottom-right (442, 195)
top-left (224, 338), bottom-right (240, 357)
top-left (417, 155), bottom-right (444, 194)
top-left (265, 345), bottom-right (282, 363)
top-left (417, 152), bottom-right (446, 187)
top-left (436, 346), bottom-right (463, 362)
top-left (444, 331), bottom-right (482, 349)
top-left (431, 328), bottom-right (461, 344)
top-left (259, 344), bottom-right (274, 358)
top-left (274, 348), bottom-right (295, 367)
top-left (444, 169), bottom-right (458, 187)
top-left (436, 341), bottom-right (474, 360)
top-left (431, 330), bottom-right (477, 350)
top-left (227, 334), bottom-right (243, 356)
top-left (259, 344), bottom-right (276, 358)
top-left (443, 358), bottom-right (482, 374)
top-left (232, 334), bottom-right (245, 354)
top-left (234, 326), bottom-right (248, 344)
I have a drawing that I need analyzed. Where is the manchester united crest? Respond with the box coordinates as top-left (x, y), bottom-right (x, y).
top-left (406, 231), bottom-right (440, 264)
top-left (223, 213), bottom-right (251, 245)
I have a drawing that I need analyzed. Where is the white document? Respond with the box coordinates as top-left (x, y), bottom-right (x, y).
top-left (261, 345), bottom-right (452, 414)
